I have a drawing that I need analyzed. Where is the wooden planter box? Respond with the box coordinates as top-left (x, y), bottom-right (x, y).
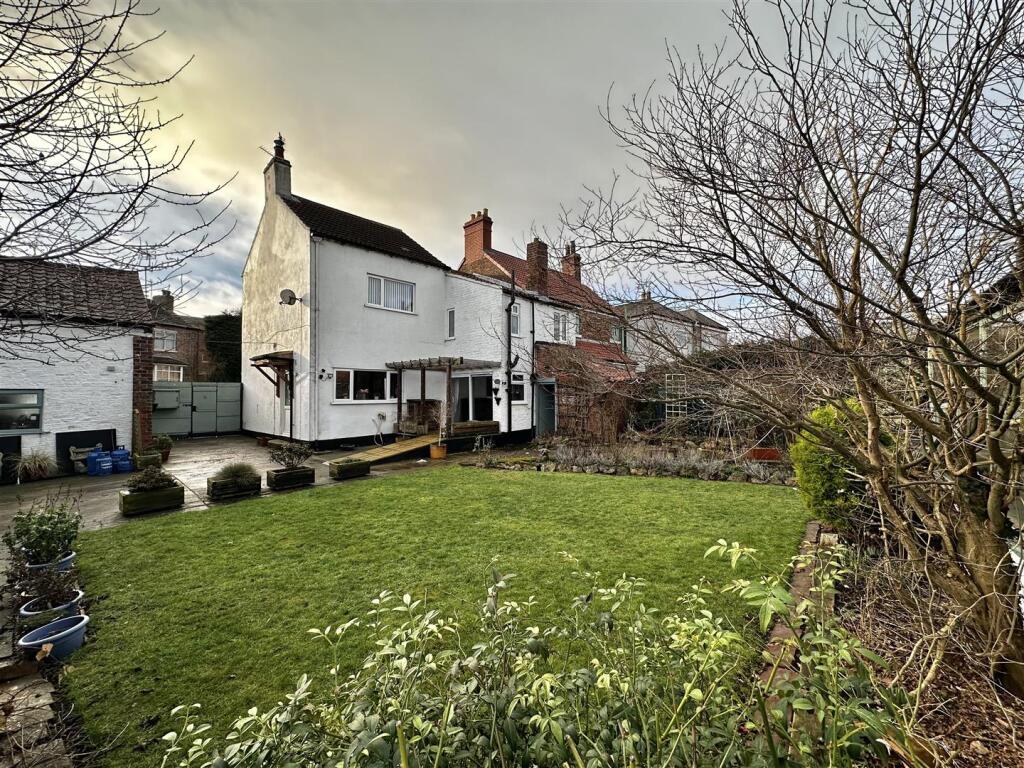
top-left (206, 476), bottom-right (261, 502)
top-left (119, 483), bottom-right (185, 516)
top-left (266, 466), bottom-right (315, 490)
top-left (329, 460), bottom-right (371, 481)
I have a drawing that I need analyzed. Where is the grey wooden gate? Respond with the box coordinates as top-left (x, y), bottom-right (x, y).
top-left (152, 382), bottom-right (241, 437)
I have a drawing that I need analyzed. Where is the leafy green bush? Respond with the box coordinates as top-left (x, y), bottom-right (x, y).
top-left (790, 403), bottom-right (864, 527)
top-left (2, 490), bottom-right (80, 565)
top-left (212, 462), bottom-right (259, 482)
top-left (126, 466), bottom-right (177, 492)
top-left (269, 442), bottom-right (313, 470)
top-left (162, 548), bottom-right (922, 768)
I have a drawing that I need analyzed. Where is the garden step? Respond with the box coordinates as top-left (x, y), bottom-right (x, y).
top-left (0, 677), bottom-right (56, 751)
top-left (0, 626), bottom-right (34, 684)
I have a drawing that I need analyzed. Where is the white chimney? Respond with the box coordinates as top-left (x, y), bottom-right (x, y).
top-left (264, 134), bottom-right (291, 199)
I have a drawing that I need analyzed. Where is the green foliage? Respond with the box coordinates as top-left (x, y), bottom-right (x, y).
top-left (268, 442), bottom-right (312, 469)
top-left (2, 490), bottom-right (80, 565)
top-left (67, 466), bottom-right (809, 768)
top-left (153, 434), bottom-right (174, 451)
top-left (162, 547), bottom-right (920, 768)
top-left (14, 448), bottom-right (57, 481)
top-left (212, 462), bottom-right (259, 482)
top-left (790, 403), bottom-right (863, 526)
top-left (126, 466), bottom-right (177, 492)
top-left (203, 310), bottom-right (242, 382)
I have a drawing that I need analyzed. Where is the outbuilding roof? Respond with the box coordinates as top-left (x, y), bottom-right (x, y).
top-left (0, 258), bottom-right (151, 327)
top-left (617, 296), bottom-right (728, 331)
top-left (282, 195), bottom-right (445, 269)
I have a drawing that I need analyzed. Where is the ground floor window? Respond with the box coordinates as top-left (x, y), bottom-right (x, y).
top-left (0, 390), bottom-right (43, 433)
top-left (453, 375), bottom-right (494, 421)
top-left (334, 369), bottom-right (399, 401)
top-left (510, 373), bottom-right (526, 402)
top-left (153, 364), bottom-right (185, 382)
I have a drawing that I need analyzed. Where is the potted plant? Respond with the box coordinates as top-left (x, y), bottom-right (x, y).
top-left (154, 434), bottom-right (174, 463)
top-left (429, 398), bottom-right (450, 460)
top-left (14, 449), bottom-right (57, 483)
top-left (266, 442), bottom-right (315, 490)
top-left (3, 491), bottom-right (80, 572)
top-left (18, 568), bottom-right (83, 623)
top-left (207, 462), bottom-right (261, 501)
top-left (119, 466), bottom-right (185, 516)
top-left (329, 456), bottom-right (371, 481)
top-left (18, 614), bottom-right (90, 661)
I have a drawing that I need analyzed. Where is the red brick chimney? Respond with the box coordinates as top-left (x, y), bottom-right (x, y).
top-left (463, 209), bottom-right (492, 264)
top-left (526, 237), bottom-right (549, 295)
top-left (561, 241), bottom-right (581, 281)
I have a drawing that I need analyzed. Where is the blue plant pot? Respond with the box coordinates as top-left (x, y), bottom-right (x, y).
top-left (18, 615), bottom-right (90, 661)
top-left (18, 590), bottom-right (84, 620)
top-left (24, 551), bottom-right (76, 574)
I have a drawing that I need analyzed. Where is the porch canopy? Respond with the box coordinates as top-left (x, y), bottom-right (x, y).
top-left (385, 356), bottom-right (499, 436)
top-left (250, 351), bottom-right (293, 397)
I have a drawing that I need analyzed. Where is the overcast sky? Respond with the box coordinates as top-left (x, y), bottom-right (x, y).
top-left (144, 0), bottom-right (737, 316)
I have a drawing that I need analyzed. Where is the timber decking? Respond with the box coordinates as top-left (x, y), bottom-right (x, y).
top-left (340, 434), bottom-right (437, 465)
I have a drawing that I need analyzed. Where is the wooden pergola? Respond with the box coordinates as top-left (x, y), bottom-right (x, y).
top-left (385, 356), bottom-right (499, 437)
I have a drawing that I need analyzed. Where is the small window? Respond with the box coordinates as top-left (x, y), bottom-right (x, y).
top-left (367, 274), bottom-right (415, 313)
top-left (611, 325), bottom-right (623, 344)
top-left (552, 312), bottom-right (571, 342)
top-left (153, 363), bottom-right (184, 381)
top-left (334, 370), bottom-right (351, 400)
top-left (154, 328), bottom-right (177, 352)
top-left (510, 303), bottom-right (520, 336)
top-left (446, 308), bottom-right (456, 339)
top-left (0, 390), bottom-right (42, 433)
top-left (510, 373), bottom-right (526, 402)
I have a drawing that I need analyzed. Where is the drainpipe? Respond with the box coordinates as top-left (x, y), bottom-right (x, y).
top-left (530, 299), bottom-right (536, 436)
top-left (310, 236), bottom-right (321, 447)
top-left (505, 271), bottom-right (516, 438)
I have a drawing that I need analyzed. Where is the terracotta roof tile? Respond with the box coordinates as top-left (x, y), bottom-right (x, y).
top-left (476, 249), bottom-right (613, 312)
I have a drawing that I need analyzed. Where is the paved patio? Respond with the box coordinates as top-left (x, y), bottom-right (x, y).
top-left (0, 435), bottom-right (449, 535)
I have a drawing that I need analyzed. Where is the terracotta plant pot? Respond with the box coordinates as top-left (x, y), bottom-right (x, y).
top-left (160, 449), bottom-right (171, 463)
top-left (429, 444), bottom-right (448, 460)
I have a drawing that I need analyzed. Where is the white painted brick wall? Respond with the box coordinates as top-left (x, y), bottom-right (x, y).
top-left (0, 325), bottom-right (138, 461)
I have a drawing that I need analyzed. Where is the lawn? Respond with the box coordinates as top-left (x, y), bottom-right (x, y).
top-left (66, 465), bottom-right (809, 767)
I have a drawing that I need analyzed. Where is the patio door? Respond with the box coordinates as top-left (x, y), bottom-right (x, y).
top-left (453, 375), bottom-right (494, 422)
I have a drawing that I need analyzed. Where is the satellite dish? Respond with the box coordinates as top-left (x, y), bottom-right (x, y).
top-left (279, 288), bottom-right (298, 305)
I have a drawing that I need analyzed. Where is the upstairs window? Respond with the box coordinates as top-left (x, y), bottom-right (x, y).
top-left (552, 312), bottom-right (572, 342)
top-left (446, 308), bottom-right (456, 339)
top-left (0, 390), bottom-right (43, 433)
top-left (154, 328), bottom-right (177, 352)
top-left (367, 275), bottom-right (415, 313)
top-left (611, 325), bottom-right (624, 345)
top-left (510, 303), bottom-right (520, 336)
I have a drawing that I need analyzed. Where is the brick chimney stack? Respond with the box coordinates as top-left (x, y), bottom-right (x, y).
top-left (463, 208), bottom-right (492, 265)
top-left (561, 241), bottom-right (581, 281)
top-left (150, 289), bottom-right (174, 314)
top-left (526, 237), bottom-right (549, 295)
top-left (264, 133), bottom-right (292, 199)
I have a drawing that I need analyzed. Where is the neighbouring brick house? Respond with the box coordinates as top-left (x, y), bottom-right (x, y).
top-left (148, 290), bottom-right (216, 382)
top-left (0, 258), bottom-right (153, 478)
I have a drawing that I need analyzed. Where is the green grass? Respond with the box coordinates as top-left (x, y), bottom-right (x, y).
top-left (66, 465), bottom-right (809, 767)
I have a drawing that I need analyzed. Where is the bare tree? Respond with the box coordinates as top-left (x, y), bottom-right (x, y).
top-left (0, 0), bottom-right (231, 358)
top-left (571, 0), bottom-right (1024, 693)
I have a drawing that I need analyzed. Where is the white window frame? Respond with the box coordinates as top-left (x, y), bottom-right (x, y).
top-left (154, 328), bottom-right (177, 352)
top-left (446, 307), bottom-right (456, 340)
top-left (611, 325), bottom-right (623, 344)
top-left (366, 274), bottom-right (416, 314)
top-left (153, 363), bottom-right (185, 382)
top-left (552, 312), bottom-right (573, 342)
top-left (510, 372), bottom-right (526, 403)
top-left (510, 302), bottom-right (521, 337)
top-left (0, 389), bottom-right (43, 434)
top-left (332, 368), bottom-right (399, 403)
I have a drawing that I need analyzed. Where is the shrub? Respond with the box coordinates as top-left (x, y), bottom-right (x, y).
top-left (2, 490), bottom-right (81, 565)
top-left (269, 442), bottom-right (313, 469)
top-left (14, 449), bottom-right (57, 482)
top-left (153, 434), bottom-right (174, 451)
top-left (21, 566), bottom-right (79, 610)
top-left (790, 403), bottom-right (864, 527)
top-left (162, 549), bottom-right (922, 768)
top-left (126, 466), bottom-right (177, 492)
top-left (212, 462), bottom-right (259, 482)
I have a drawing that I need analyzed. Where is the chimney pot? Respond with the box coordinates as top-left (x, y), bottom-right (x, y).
top-left (463, 207), bottom-right (493, 264)
top-left (526, 238), bottom-right (549, 294)
top-left (265, 134), bottom-right (292, 199)
top-left (561, 240), bottom-right (582, 282)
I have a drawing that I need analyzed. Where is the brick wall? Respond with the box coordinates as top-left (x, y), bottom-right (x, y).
top-left (155, 323), bottom-right (216, 381)
top-left (133, 334), bottom-right (153, 449)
